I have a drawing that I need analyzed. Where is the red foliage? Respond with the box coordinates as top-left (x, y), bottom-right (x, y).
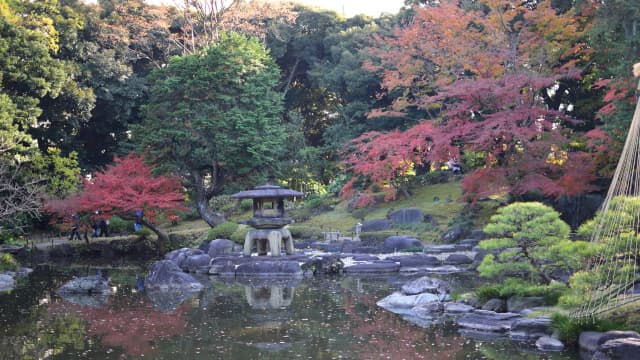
top-left (47, 153), bottom-right (185, 224)
top-left (344, 0), bottom-right (599, 203)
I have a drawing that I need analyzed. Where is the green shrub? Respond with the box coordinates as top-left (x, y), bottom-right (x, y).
top-left (180, 207), bottom-right (201, 221)
top-left (359, 230), bottom-right (400, 245)
top-left (207, 222), bottom-right (239, 240)
top-left (229, 224), bottom-right (250, 245)
top-left (0, 253), bottom-right (18, 272)
top-left (473, 279), bottom-right (568, 305)
top-left (108, 215), bottom-right (133, 234)
top-left (136, 228), bottom-right (154, 241)
top-left (287, 225), bottom-right (322, 240)
top-left (474, 283), bottom-right (502, 303)
top-left (552, 313), bottom-right (626, 345)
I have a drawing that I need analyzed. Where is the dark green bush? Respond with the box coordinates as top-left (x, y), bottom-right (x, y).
top-left (239, 199), bottom-right (253, 212)
top-left (473, 278), bottom-right (568, 305)
top-left (207, 222), bottom-right (239, 240)
top-left (287, 225), bottom-right (322, 240)
top-left (552, 313), bottom-right (626, 345)
top-left (359, 231), bottom-right (400, 245)
top-left (108, 215), bottom-right (133, 234)
top-left (136, 228), bottom-right (154, 241)
top-left (229, 225), bottom-right (250, 245)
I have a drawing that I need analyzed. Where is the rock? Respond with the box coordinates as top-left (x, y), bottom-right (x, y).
top-left (235, 261), bottom-right (303, 277)
top-left (165, 248), bottom-right (205, 270)
top-left (383, 236), bottom-right (423, 252)
top-left (302, 255), bottom-right (344, 274)
top-left (344, 261), bottom-right (401, 274)
top-left (386, 254), bottom-right (440, 267)
top-left (401, 276), bottom-right (449, 296)
top-left (145, 260), bottom-right (204, 291)
top-left (444, 302), bottom-right (474, 314)
top-left (423, 245), bottom-right (458, 254)
top-left (482, 298), bottom-right (506, 312)
top-left (183, 254), bottom-right (211, 273)
top-left (207, 239), bottom-right (240, 257)
top-left (580, 331), bottom-right (604, 353)
top-left (58, 275), bottom-right (112, 294)
top-left (361, 218), bottom-right (392, 232)
top-left (347, 254), bottom-right (380, 261)
top-left (377, 291), bottom-right (442, 311)
top-left (441, 226), bottom-right (466, 243)
top-left (459, 238), bottom-right (480, 247)
top-left (15, 267), bottom-right (33, 277)
top-left (457, 310), bottom-right (521, 333)
top-left (443, 254), bottom-right (473, 265)
top-left (389, 208), bottom-right (424, 225)
top-left (506, 296), bottom-right (546, 313)
top-left (597, 331), bottom-right (640, 347)
top-left (470, 229), bottom-right (488, 240)
top-left (209, 260), bottom-right (236, 276)
top-left (0, 274), bottom-right (15, 292)
top-left (536, 336), bottom-right (565, 351)
top-left (509, 317), bottom-right (553, 340)
top-left (597, 337), bottom-right (640, 360)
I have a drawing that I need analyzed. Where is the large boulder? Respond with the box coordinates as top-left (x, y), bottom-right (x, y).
top-left (506, 296), bottom-right (546, 313)
top-left (165, 248), bottom-right (205, 269)
top-left (536, 336), bottom-right (565, 351)
top-left (482, 298), bottom-right (506, 312)
top-left (235, 261), bottom-right (303, 278)
top-left (596, 337), bottom-right (640, 360)
top-left (361, 219), bottom-right (392, 232)
top-left (386, 254), bottom-right (440, 268)
top-left (208, 239), bottom-right (240, 257)
top-left (383, 236), bottom-right (423, 252)
top-left (344, 260), bottom-right (401, 274)
top-left (389, 208), bottom-right (424, 225)
top-left (58, 275), bottom-right (112, 294)
top-left (457, 310), bottom-right (521, 333)
top-left (377, 291), bottom-right (442, 311)
top-left (145, 260), bottom-right (204, 291)
top-left (440, 226), bottom-right (466, 243)
top-left (0, 274), bottom-right (15, 292)
top-left (401, 276), bottom-right (449, 296)
top-left (580, 331), bottom-right (604, 353)
top-left (183, 254), bottom-right (211, 273)
top-left (509, 317), bottom-right (553, 340)
top-left (443, 254), bottom-right (473, 265)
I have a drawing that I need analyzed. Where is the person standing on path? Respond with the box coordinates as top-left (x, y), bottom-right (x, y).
top-left (69, 213), bottom-right (82, 241)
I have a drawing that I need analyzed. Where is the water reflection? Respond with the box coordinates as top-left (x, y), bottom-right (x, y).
top-left (0, 265), bottom-right (583, 360)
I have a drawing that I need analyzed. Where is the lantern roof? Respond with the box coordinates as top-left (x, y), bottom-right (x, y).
top-left (231, 184), bottom-right (303, 199)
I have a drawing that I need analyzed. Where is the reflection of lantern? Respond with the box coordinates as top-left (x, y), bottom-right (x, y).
top-left (231, 185), bottom-right (303, 256)
top-left (244, 285), bottom-right (295, 310)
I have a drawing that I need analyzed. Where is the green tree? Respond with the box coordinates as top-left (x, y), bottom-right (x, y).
top-left (479, 202), bottom-right (594, 285)
top-left (133, 32), bottom-right (285, 227)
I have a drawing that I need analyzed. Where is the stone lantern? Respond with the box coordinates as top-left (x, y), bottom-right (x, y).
top-left (231, 184), bottom-right (303, 256)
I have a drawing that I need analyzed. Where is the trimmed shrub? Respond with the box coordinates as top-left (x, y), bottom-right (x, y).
top-left (287, 225), bottom-right (322, 240)
top-left (207, 222), bottom-right (239, 240)
top-left (473, 278), bottom-right (568, 305)
top-left (229, 224), bottom-right (250, 245)
top-left (108, 215), bottom-right (133, 235)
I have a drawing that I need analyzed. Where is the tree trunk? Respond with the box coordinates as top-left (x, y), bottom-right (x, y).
top-left (140, 218), bottom-right (169, 256)
top-left (191, 168), bottom-right (227, 228)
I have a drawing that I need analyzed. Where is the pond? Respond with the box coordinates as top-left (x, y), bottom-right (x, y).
top-left (0, 264), bottom-right (581, 359)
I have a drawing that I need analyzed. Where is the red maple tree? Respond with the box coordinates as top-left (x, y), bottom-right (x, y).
top-left (343, 0), bottom-right (600, 204)
top-left (47, 153), bottom-right (185, 251)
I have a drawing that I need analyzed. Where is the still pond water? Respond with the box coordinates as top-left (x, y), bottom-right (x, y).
top-left (0, 264), bottom-right (581, 360)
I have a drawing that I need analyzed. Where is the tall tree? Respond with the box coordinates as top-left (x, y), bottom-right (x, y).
top-left (346, 0), bottom-right (599, 203)
top-left (133, 32), bottom-right (285, 227)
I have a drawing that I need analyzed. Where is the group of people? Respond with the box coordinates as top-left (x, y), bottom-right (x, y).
top-left (68, 211), bottom-right (109, 241)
